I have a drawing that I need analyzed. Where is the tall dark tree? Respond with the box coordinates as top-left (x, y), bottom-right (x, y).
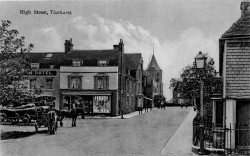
top-left (169, 54), bottom-right (222, 121)
top-left (0, 20), bottom-right (33, 105)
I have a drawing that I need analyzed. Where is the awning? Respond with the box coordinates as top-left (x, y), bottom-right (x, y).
top-left (61, 90), bottom-right (112, 96)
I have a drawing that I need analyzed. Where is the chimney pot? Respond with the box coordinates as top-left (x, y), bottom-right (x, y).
top-left (241, 0), bottom-right (250, 16)
top-left (113, 45), bottom-right (119, 50)
top-left (64, 38), bottom-right (73, 53)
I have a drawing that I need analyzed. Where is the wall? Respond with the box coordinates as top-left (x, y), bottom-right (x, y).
top-left (26, 69), bottom-right (60, 109)
top-left (225, 40), bottom-right (250, 99)
top-left (60, 66), bottom-right (118, 90)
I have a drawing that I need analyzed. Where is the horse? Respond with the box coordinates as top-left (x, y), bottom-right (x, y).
top-left (57, 108), bottom-right (81, 127)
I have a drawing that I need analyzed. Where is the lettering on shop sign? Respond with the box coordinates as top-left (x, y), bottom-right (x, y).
top-left (28, 70), bottom-right (57, 76)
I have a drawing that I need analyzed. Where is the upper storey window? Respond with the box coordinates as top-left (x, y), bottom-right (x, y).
top-left (31, 63), bottom-right (40, 69)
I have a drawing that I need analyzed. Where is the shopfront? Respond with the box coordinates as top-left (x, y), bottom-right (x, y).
top-left (60, 91), bottom-right (112, 115)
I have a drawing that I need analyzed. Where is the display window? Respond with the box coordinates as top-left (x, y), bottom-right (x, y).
top-left (93, 96), bottom-right (111, 113)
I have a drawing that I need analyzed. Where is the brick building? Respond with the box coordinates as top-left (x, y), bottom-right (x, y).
top-left (26, 39), bottom-right (144, 116)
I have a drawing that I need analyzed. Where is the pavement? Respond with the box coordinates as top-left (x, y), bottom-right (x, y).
top-left (161, 109), bottom-right (198, 156)
top-left (82, 109), bottom-right (155, 119)
top-left (111, 109), bottom-right (155, 119)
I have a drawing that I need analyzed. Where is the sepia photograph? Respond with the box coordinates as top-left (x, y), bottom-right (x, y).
top-left (0, 0), bottom-right (249, 156)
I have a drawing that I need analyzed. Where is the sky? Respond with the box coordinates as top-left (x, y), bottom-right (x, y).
top-left (0, 0), bottom-right (243, 99)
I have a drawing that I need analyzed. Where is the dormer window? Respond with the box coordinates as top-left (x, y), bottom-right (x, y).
top-left (31, 63), bottom-right (40, 69)
top-left (98, 60), bottom-right (107, 66)
top-left (50, 65), bottom-right (55, 69)
top-left (45, 53), bottom-right (53, 59)
top-left (72, 59), bottom-right (81, 67)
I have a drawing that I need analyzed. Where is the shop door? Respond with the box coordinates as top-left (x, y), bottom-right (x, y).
top-left (83, 96), bottom-right (93, 115)
top-left (236, 101), bottom-right (250, 148)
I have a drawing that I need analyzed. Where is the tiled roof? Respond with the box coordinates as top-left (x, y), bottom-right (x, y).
top-left (219, 1), bottom-right (250, 74)
top-left (124, 53), bottom-right (142, 70)
top-left (221, 10), bottom-right (250, 39)
top-left (28, 49), bottom-right (121, 68)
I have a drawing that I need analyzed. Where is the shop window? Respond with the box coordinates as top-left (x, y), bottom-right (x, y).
top-left (46, 78), bottom-right (53, 89)
top-left (30, 79), bottom-right (36, 89)
top-left (94, 76), bottom-right (109, 89)
top-left (93, 96), bottom-right (111, 113)
top-left (68, 76), bottom-right (82, 89)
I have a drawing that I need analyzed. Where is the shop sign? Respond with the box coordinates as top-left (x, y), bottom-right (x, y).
top-left (93, 96), bottom-right (111, 113)
top-left (28, 70), bottom-right (57, 76)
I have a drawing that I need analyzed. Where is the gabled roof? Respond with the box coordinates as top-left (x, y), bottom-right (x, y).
top-left (124, 53), bottom-right (142, 70)
top-left (219, 1), bottom-right (250, 74)
top-left (220, 1), bottom-right (250, 39)
top-left (221, 14), bottom-right (250, 39)
top-left (146, 54), bottom-right (161, 71)
top-left (28, 49), bottom-right (120, 68)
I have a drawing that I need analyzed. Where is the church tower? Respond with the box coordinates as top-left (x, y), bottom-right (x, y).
top-left (146, 53), bottom-right (163, 97)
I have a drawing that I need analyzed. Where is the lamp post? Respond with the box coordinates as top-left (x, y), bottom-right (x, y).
top-left (120, 90), bottom-right (124, 119)
top-left (194, 51), bottom-right (207, 155)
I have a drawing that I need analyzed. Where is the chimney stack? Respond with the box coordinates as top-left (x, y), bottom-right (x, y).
top-left (113, 39), bottom-right (124, 52)
top-left (241, 0), bottom-right (250, 16)
top-left (64, 38), bottom-right (73, 53)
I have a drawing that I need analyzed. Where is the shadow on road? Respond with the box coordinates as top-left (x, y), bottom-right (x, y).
top-left (0, 130), bottom-right (47, 140)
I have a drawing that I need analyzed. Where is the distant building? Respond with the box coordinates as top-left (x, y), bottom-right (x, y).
top-left (145, 53), bottom-right (163, 106)
top-left (172, 82), bottom-right (191, 105)
top-left (217, 0), bottom-right (250, 151)
top-left (24, 39), bottom-right (144, 116)
top-left (143, 70), bottom-right (153, 107)
top-left (124, 53), bottom-right (144, 112)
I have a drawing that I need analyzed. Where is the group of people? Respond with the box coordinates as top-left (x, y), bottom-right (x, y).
top-left (138, 103), bottom-right (153, 115)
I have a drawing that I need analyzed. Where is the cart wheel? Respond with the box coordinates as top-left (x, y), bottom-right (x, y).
top-left (13, 113), bottom-right (19, 124)
top-left (23, 114), bottom-right (30, 124)
top-left (0, 113), bottom-right (7, 125)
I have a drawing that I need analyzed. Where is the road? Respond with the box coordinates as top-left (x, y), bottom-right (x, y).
top-left (0, 107), bottom-right (191, 156)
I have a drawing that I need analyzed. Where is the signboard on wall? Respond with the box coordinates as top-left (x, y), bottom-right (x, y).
top-left (93, 96), bottom-right (111, 113)
top-left (28, 70), bottom-right (57, 76)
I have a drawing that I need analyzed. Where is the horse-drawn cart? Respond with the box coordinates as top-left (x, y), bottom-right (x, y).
top-left (0, 105), bottom-right (58, 135)
top-left (0, 104), bottom-right (37, 125)
top-left (33, 106), bottom-right (58, 134)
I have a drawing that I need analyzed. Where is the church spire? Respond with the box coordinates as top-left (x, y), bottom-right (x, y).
top-left (146, 51), bottom-right (161, 71)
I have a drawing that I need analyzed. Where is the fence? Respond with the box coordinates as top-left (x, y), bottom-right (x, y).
top-left (193, 121), bottom-right (250, 155)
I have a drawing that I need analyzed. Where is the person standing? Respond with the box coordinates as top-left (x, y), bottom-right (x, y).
top-left (71, 102), bottom-right (77, 127)
top-left (80, 99), bottom-right (85, 119)
top-left (160, 100), bottom-right (164, 109)
top-left (138, 98), bottom-right (143, 115)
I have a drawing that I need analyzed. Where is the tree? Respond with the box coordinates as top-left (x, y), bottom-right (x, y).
top-left (0, 20), bottom-right (33, 105)
top-left (169, 54), bottom-right (222, 121)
